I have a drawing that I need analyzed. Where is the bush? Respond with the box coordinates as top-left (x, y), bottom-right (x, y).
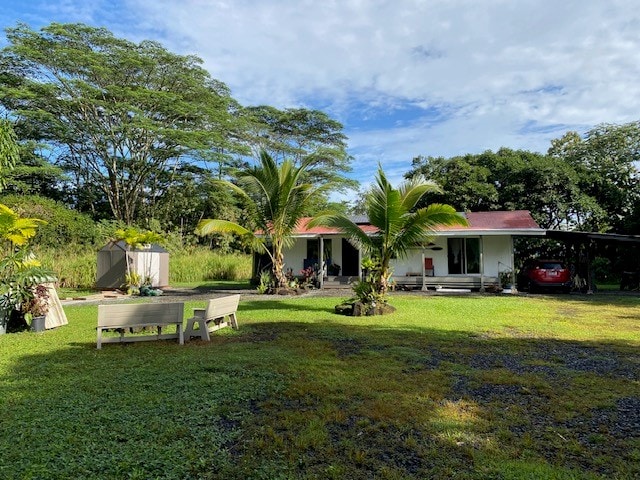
top-left (592, 256), bottom-right (615, 283)
top-left (0, 194), bottom-right (101, 247)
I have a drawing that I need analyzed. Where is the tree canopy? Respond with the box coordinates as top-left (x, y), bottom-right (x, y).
top-left (240, 105), bottom-right (356, 192)
top-left (548, 121), bottom-right (640, 232)
top-left (0, 22), bottom-right (240, 224)
top-left (405, 145), bottom-right (630, 232)
top-left (0, 119), bottom-right (20, 191)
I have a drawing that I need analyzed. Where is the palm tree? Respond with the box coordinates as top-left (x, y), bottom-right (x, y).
top-left (196, 151), bottom-right (324, 290)
top-left (311, 166), bottom-right (468, 301)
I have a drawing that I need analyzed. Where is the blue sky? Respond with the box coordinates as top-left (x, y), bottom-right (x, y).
top-left (2, 0), bottom-right (640, 198)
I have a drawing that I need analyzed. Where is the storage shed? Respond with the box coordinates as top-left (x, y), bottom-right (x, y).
top-left (96, 241), bottom-right (169, 289)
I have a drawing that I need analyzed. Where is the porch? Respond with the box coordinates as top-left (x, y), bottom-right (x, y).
top-left (392, 274), bottom-right (500, 291)
top-left (322, 274), bottom-right (500, 291)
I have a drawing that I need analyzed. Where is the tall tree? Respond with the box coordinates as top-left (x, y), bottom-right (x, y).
top-left (0, 119), bottom-right (20, 191)
top-left (241, 106), bottom-right (356, 192)
top-left (1, 139), bottom-right (65, 197)
top-left (311, 167), bottom-right (467, 302)
top-left (196, 151), bottom-right (325, 289)
top-left (0, 22), bottom-right (240, 224)
top-left (407, 154), bottom-right (499, 211)
top-left (407, 148), bottom-right (596, 230)
top-left (548, 122), bottom-right (640, 232)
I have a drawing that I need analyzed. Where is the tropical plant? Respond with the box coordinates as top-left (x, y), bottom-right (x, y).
top-left (311, 166), bottom-right (467, 306)
top-left (0, 204), bottom-right (56, 329)
top-left (113, 227), bottom-right (164, 292)
top-left (256, 270), bottom-right (272, 294)
top-left (20, 283), bottom-right (50, 323)
top-left (499, 269), bottom-right (514, 288)
top-left (196, 151), bottom-right (325, 290)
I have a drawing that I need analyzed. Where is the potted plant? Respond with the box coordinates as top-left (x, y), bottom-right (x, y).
top-left (499, 269), bottom-right (514, 293)
top-left (21, 284), bottom-right (50, 332)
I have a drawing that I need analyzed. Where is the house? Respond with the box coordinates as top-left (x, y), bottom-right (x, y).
top-left (275, 210), bottom-right (545, 291)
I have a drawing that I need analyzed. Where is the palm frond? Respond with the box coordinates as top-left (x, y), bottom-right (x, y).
top-left (195, 219), bottom-right (252, 237)
top-left (399, 178), bottom-right (442, 212)
top-left (412, 204), bottom-right (469, 229)
top-left (309, 213), bottom-right (374, 253)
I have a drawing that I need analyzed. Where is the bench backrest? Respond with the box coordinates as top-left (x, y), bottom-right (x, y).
top-left (203, 294), bottom-right (240, 319)
top-left (98, 302), bottom-right (184, 328)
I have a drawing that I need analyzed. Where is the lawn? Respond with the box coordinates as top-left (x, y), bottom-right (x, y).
top-left (0, 294), bottom-right (638, 479)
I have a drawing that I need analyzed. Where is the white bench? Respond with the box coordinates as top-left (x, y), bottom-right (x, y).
top-left (97, 302), bottom-right (185, 349)
top-left (184, 294), bottom-right (240, 341)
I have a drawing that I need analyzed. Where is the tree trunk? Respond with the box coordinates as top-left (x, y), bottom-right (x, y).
top-left (271, 244), bottom-right (288, 289)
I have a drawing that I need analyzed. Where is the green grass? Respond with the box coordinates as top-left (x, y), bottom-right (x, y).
top-left (37, 245), bottom-right (252, 289)
top-left (169, 249), bottom-right (252, 283)
top-left (1, 294), bottom-right (638, 479)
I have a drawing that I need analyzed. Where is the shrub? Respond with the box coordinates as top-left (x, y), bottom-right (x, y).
top-left (0, 194), bottom-right (101, 247)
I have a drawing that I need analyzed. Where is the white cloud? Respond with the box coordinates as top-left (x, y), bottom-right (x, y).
top-left (2, 0), bottom-right (639, 191)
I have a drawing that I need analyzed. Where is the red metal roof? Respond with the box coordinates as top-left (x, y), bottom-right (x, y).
top-left (291, 210), bottom-right (540, 235)
top-left (292, 217), bottom-right (379, 235)
top-left (449, 210), bottom-right (540, 230)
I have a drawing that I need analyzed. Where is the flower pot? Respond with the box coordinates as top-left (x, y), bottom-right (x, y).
top-left (31, 315), bottom-right (46, 332)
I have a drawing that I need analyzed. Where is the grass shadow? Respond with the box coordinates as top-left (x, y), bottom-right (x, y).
top-left (3, 317), bottom-right (638, 479)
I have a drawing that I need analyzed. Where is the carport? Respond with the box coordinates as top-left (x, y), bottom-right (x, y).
top-left (545, 230), bottom-right (640, 293)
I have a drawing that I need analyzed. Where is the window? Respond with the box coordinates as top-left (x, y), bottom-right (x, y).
top-left (306, 239), bottom-right (332, 265)
top-left (447, 238), bottom-right (480, 274)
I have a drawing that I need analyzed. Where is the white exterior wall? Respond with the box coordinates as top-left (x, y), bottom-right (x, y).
top-left (389, 236), bottom-right (513, 277)
top-left (288, 234), bottom-right (516, 277)
top-left (133, 252), bottom-right (160, 286)
top-left (481, 236), bottom-right (512, 277)
top-left (389, 237), bottom-right (453, 276)
top-left (330, 238), bottom-right (343, 268)
top-left (284, 239), bottom-right (309, 273)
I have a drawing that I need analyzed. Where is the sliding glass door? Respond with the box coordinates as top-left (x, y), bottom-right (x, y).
top-left (447, 238), bottom-right (480, 274)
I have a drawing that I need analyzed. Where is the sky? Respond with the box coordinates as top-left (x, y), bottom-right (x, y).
top-left (1, 0), bottom-right (640, 198)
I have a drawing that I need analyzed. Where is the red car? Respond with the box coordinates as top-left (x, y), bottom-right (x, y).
top-left (519, 260), bottom-right (572, 293)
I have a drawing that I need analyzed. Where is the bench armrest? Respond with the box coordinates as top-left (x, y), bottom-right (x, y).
top-left (192, 308), bottom-right (206, 318)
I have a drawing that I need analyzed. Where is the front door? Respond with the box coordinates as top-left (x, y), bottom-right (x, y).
top-left (341, 238), bottom-right (360, 276)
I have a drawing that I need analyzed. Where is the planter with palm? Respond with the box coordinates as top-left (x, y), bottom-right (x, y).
top-left (311, 166), bottom-right (468, 314)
